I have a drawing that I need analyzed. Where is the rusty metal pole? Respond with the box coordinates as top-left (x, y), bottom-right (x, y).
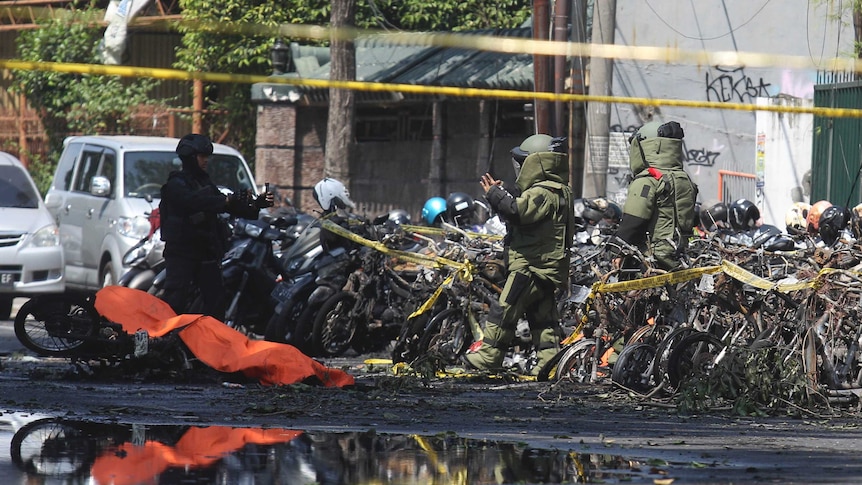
top-left (193, 79), bottom-right (203, 134)
top-left (18, 93), bottom-right (28, 167)
top-left (533, 0), bottom-right (551, 135)
top-left (552, 0), bottom-right (570, 138)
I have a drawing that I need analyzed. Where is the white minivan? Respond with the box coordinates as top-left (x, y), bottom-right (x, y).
top-left (44, 136), bottom-right (258, 292)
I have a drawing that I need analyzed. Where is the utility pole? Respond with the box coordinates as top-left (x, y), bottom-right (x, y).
top-left (582, 0), bottom-right (616, 198)
top-left (325, 0), bottom-right (356, 182)
top-left (533, 0), bottom-right (551, 134)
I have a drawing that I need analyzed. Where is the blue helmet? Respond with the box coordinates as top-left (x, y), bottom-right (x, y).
top-left (422, 197), bottom-right (447, 225)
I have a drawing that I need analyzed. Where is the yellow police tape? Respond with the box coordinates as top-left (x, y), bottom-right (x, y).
top-left (401, 224), bottom-right (504, 241)
top-left (319, 219), bottom-right (465, 270)
top-left (592, 260), bottom-right (852, 295)
top-left (3, 57), bottom-right (862, 119)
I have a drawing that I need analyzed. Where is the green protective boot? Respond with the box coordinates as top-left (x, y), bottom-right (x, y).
top-left (531, 327), bottom-right (561, 376)
top-left (464, 323), bottom-right (513, 371)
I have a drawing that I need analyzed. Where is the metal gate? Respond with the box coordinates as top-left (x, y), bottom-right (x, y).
top-left (812, 78), bottom-right (862, 206)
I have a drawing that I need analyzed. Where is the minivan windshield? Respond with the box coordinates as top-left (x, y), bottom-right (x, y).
top-left (124, 151), bottom-right (255, 198)
top-left (0, 166), bottom-right (40, 209)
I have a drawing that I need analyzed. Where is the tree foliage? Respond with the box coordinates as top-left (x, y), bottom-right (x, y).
top-left (355, 0), bottom-right (531, 31)
top-left (175, 0), bottom-right (532, 165)
top-left (12, 9), bottom-right (160, 156)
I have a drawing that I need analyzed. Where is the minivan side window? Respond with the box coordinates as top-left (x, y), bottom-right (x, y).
top-left (53, 142), bottom-right (83, 191)
top-left (98, 151), bottom-right (117, 197)
top-left (73, 148), bottom-right (104, 194)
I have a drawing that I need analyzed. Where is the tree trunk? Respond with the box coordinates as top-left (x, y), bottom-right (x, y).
top-left (325, 0), bottom-right (356, 182)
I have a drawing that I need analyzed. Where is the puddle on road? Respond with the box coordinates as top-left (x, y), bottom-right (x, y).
top-left (0, 411), bottom-right (685, 484)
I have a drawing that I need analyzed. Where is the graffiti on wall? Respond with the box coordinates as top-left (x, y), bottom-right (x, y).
top-left (706, 66), bottom-right (773, 103)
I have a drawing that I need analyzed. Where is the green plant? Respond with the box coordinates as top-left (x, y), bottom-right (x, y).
top-left (11, 8), bottom-right (161, 169)
top-left (675, 345), bottom-right (814, 416)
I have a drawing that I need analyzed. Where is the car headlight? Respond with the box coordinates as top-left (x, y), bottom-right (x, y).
top-left (117, 216), bottom-right (151, 239)
top-left (27, 224), bottom-right (60, 248)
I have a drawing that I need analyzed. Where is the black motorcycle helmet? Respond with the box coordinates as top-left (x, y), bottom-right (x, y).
top-left (750, 224), bottom-right (782, 249)
top-left (729, 198), bottom-right (760, 230)
top-left (818, 205), bottom-right (850, 246)
top-left (446, 192), bottom-right (475, 226)
top-left (699, 202), bottom-right (728, 232)
top-left (604, 201), bottom-right (623, 225)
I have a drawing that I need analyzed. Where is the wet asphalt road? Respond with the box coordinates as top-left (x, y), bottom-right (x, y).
top-left (4, 298), bottom-right (862, 483)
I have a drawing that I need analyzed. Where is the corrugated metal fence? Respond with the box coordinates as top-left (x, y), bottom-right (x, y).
top-left (812, 79), bottom-right (862, 206)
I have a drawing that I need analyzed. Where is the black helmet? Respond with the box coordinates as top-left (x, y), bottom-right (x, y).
top-left (729, 199), bottom-right (760, 230)
top-left (750, 224), bottom-right (782, 249)
top-left (386, 209), bottom-right (410, 226)
top-left (580, 198), bottom-right (606, 226)
top-left (446, 192), bottom-right (475, 226)
top-left (176, 133), bottom-right (214, 158)
top-left (604, 201), bottom-right (623, 225)
top-left (818, 205), bottom-right (850, 246)
top-left (763, 234), bottom-right (795, 252)
top-left (700, 202), bottom-right (729, 231)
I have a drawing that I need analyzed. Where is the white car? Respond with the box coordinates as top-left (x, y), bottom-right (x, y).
top-left (0, 152), bottom-right (65, 319)
top-left (43, 136), bottom-right (258, 291)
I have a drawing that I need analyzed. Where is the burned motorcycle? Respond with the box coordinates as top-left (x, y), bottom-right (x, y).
top-left (13, 292), bottom-right (193, 374)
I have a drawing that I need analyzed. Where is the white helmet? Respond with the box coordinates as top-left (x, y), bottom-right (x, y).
top-left (313, 177), bottom-right (355, 211)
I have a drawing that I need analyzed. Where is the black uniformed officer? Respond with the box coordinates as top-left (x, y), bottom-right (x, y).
top-left (159, 133), bottom-right (273, 318)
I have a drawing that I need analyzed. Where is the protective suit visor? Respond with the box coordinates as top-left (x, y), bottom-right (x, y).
top-left (510, 147), bottom-right (529, 177)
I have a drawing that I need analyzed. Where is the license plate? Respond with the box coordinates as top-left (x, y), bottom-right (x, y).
top-left (134, 330), bottom-right (149, 357)
top-left (0, 273), bottom-right (14, 288)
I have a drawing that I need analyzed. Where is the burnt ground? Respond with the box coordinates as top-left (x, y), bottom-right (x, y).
top-left (2, 346), bottom-right (862, 484)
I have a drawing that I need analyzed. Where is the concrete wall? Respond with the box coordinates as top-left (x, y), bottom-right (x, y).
top-left (256, 100), bottom-right (524, 221)
top-left (608, 0), bottom-right (854, 213)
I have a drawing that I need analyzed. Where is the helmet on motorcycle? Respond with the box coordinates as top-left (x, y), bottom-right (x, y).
top-left (421, 197), bottom-right (447, 225)
top-left (763, 234), bottom-right (796, 252)
top-left (818, 205), bottom-right (849, 246)
top-left (851, 203), bottom-right (862, 239)
top-left (699, 202), bottom-right (728, 232)
top-left (807, 200), bottom-right (833, 234)
top-left (386, 209), bottom-right (411, 226)
top-left (312, 177), bottom-right (355, 211)
top-left (604, 201), bottom-right (623, 225)
top-left (446, 192), bottom-right (475, 226)
top-left (729, 198), bottom-right (760, 230)
top-left (175, 133), bottom-right (214, 158)
top-left (510, 133), bottom-right (552, 176)
top-left (581, 198), bottom-right (606, 226)
top-left (784, 202), bottom-right (810, 236)
top-left (751, 224), bottom-right (782, 249)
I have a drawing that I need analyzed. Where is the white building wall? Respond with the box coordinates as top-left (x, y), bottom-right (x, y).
top-left (756, 97), bottom-right (814, 228)
top-left (607, 0), bottom-right (853, 215)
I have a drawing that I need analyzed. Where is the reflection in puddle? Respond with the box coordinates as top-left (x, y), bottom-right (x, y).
top-left (3, 412), bottom-right (671, 484)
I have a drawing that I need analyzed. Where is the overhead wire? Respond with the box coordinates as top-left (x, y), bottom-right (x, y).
top-left (643, 0), bottom-right (774, 41)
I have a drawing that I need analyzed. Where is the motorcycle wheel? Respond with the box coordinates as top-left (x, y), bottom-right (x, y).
top-left (666, 332), bottom-right (725, 388)
top-left (417, 308), bottom-right (471, 367)
top-left (611, 343), bottom-right (658, 394)
top-left (10, 419), bottom-right (94, 477)
top-left (312, 291), bottom-right (359, 358)
top-left (542, 338), bottom-right (597, 383)
top-left (14, 295), bottom-right (98, 357)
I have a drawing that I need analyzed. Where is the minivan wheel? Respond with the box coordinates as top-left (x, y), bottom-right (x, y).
top-left (100, 262), bottom-right (116, 288)
top-left (0, 296), bottom-right (13, 320)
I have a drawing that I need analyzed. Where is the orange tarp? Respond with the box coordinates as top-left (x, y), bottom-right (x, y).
top-left (91, 426), bottom-right (303, 485)
top-left (94, 286), bottom-right (355, 388)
